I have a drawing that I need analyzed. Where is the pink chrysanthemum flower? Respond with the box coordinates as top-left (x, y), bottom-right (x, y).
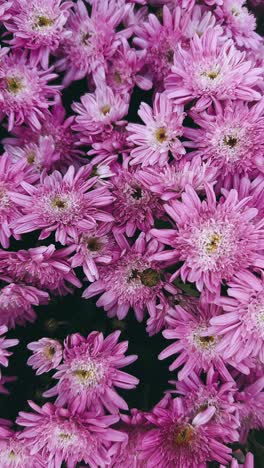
top-left (0, 245), bottom-right (81, 295)
top-left (83, 233), bottom-right (176, 322)
top-left (56, 0), bottom-right (130, 86)
top-left (141, 395), bottom-right (231, 467)
top-left (12, 165), bottom-right (114, 245)
top-left (106, 39), bottom-right (152, 96)
top-left (6, 0), bottom-right (72, 68)
top-left (43, 330), bottom-right (139, 414)
top-left (185, 99), bottom-right (264, 178)
top-left (4, 102), bottom-right (83, 172)
top-left (110, 409), bottom-right (150, 467)
top-left (111, 165), bottom-right (163, 237)
top-left (172, 368), bottom-right (239, 443)
top-left (181, 5), bottom-right (223, 46)
top-left (133, 6), bottom-right (184, 88)
top-left (210, 271), bottom-right (264, 369)
top-left (27, 338), bottom-right (63, 375)
top-left (0, 1), bottom-right (12, 21)
top-left (72, 85), bottom-right (128, 144)
top-left (0, 431), bottom-right (45, 467)
top-left (215, 0), bottom-right (261, 50)
top-left (151, 185), bottom-right (264, 294)
top-left (0, 283), bottom-right (49, 329)
top-left (0, 50), bottom-right (60, 131)
top-left (0, 326), bottom-right (18, 373)
top-left (17, 401), bottom-right (127, 467)
top-left (138, 156), bottom-right (217, 201)
top-left (71, 224), bottom-right (120, 282)
top-left (127, 93), bottom-right (185, 166)
top-left (165, 28), bottom-right (262, 111)
top-left (236, 377), bottom-right (264, 443)
top-left (159, 302), bottom-right (236, 381)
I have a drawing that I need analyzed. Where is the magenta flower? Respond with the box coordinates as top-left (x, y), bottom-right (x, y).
top-left (210, 271), bottom-right (264, 369)
top-left (166, 28), bottom-right (262, 111)
top-left (43, 330), bottom-right (139, 414)
top-left (5, 0), bottom-right (72, 68)
top-left (83, 233), bottom-right (176, 322)
top-left (0, 431), bottom-right (45, 467)
top-left (0, 326), bottom-right (18, 373)
top-left (236, 377), bottom-right (264, 443)
top-left (159, 302), bottom-right (236, 381)
top-left (151, 185), bottom-right (264, 294)
top-left (0, 50), bottom-right (60, 131)
top-left (141, 395), bottom-right (232, 467)
top-left (0, 283), bottom-right (49, 329)
top-left (56, 0), bottom-right (130, 86)
top-left (184, 99), bottom-right (264, 178)
top-left (0, 245), bottom-right (81, 295)
top-left (17, 401), bottom-right (127, 467)
top-left (27, 338), bottom-right (62, 375)
top-left (111, 165), bottom-right (163, 236)
top-left (12, 165), bottom-right (114, 245)
top-left (127, 92), bottom-right (186, 166)
top-left (0, 1), bottom-right (13, 21)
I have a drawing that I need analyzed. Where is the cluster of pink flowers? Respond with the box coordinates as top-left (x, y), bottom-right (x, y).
top-left (0, 0), bottom-right (263, 466)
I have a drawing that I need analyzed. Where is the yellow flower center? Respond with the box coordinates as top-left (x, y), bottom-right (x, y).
top-left (198, 335), bottom-right (215, 348)
top-left (43, 345), bottom-right (56, 359)
top-left (7, 77), bottom-right (24, 94)
top-left (35, 15), bottom-right (54, 28)
top-left (51, 197), bottom-right (68, 210)
top-left (101, 105), bottom-right (111, 115)
top-left (173, 425), bottom-right (194, 446)
top-left (155, 127), bottom-right (167, 143)
top-left (73, 369), bottom-right (93, 380)
top-left (86, 237), bottom-right (102, 252)
top-left (114, 71), bottom-right (122, 84)
top-left (223, 135), bottom-right (238, 148)
top-left (205, 233), bottom-right (222, 254)
top-left (140, 268), bottom-right (161, 287)
top-left (201, 71), bottom-right (219, 80)
top-left (26, 152), bottom-right (36, 164)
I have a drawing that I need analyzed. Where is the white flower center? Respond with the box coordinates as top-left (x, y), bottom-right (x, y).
top-left (71, 359), bottom-right (105, 388)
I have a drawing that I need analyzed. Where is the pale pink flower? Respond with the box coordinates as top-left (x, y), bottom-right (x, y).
top-left (235, 376), bottom-right (264, 443)
top-left (0, 431), bottom-right (45, 468)
top-left (0, 325), bottom-right (18, 372)
top-left (0, 1), bottom-right (13, 21)
top-left (27, 338), bottom-right (63, 375)
top-left (43, 330), bottom-right (139, 414)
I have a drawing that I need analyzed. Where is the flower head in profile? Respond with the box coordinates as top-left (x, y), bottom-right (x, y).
top-left (5, 0), bottom-right (72, 68)
top-left (0, 283), bottom-right (49, 329)
top-left (0, 50), bottom-right (60, 131)
top-left (0, 431), bottom-right (45, 467)
top-left (17, 401), bottom-right (127, 467)
top-left (141, 395), bottom-right (231, 467)
top-left (185, 99), bottom-right (264, 179)
top-left (56, 0), bottom-right (130, 86)
top-left (43, 330), bottom-right (139, 414)
top-left (127, 92), bottom-right (186, 167)
top-left (27, 338), bottom-right (63, 375)
top-left (0, 244), bottom-right (81, 295)
top-left (12, 165), bottom-right (114, 245)
top-left (210, 271), bottom-right (264, 370)
top-left (166, 28), bottom-right (262, 111)
top-left (151, 185), bottom-right (264, 294)
top-left (83, 233), bottom-right (176, 322)
top-left (0, 326), bottom-right (18, 373)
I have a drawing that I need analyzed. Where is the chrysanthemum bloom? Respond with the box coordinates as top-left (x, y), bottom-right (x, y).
top-left (181, 5), bottom-right (223, 46)
top-left (71, 224), bottom-right (120, 282)
top-left (17, 401), bottom-right (127, 467)
top-left (110, 409), bottom-right (149, 467)
top-left (0, 245), bottom-right (81, 295)
top-left (0, 326), bottom-right (18, 373)
top-left (83, 233), bottom-right (176, 322)
top-left (0, 153), bottom-right (35, 248)
top-left (127, 93), bottom-right (185, 167)
top-left (0, 1), bottom-right (12, 21)
top-left (209, 271), bottom-right (264, 369)
top-left (0, 50), bottom-right (60, 131)
top-left (141, 395), bottom-right (231, 467)
top-left (72, 85), bottom-right (128, 144)
top-left (5, 0), bottom-right (72, 68)
top-left (0, 283), bottom-right (49, 329)
top-left (106, 39), bottom-right (152, 96)
top-left (0, 431), bottom-right (45, 467)
top-left (159, 302), bottom-right (237, 381)
top-left (12, 165), bottom-right (114, 245)
top-left (235, 377), bottom-right (264, 443)
top-left (4, 101), bottom-right (83, 171)
top-left (27, 338), bottom-right (63, 375)
top-left (56, 0), bottom-right (131, 86)
top-left (133, 6), bottom-right (184, 88)
top-left (215, 0), bottom-right (261, 50)
top-left (151, 185), bottom-right (264, 294)
top-left (111, 165), bottom-right (163, 236)
top-left (165, 28), bottom-right (262, 111)
top-left (43, 330), bottom-right (138, 414)
top-left (184, 99), bottom-right (264, 178)
top-left (173, 368), bottom-right (239, 443)
top-left (138, 157), bottom-right (217, 201)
